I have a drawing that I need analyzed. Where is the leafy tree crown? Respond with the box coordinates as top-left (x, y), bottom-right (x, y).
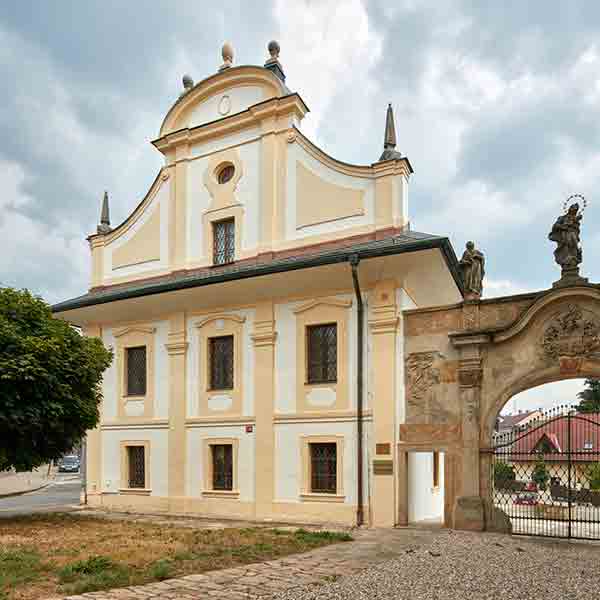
top-left (0, 288), bottom-right (112, 471)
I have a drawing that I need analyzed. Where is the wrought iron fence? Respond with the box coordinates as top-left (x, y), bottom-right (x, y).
top-left (491, 405), bottom-right (600, 540)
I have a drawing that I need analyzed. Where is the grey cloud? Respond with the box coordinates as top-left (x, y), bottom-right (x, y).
top-left (3, 0), bottom-right (600, 305)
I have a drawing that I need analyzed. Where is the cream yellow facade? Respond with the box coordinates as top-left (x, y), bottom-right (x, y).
top-left (54, 42), bottom-right (463, 526)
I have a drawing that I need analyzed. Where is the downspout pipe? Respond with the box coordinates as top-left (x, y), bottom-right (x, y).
top-left (349, 254), bottom-right (364, 526)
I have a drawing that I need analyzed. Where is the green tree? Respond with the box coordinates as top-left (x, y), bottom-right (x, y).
top-left (493, 461), bottom-right (516, 489)
top-left (0, 288), bottom-right (112, 471)
top-left (585, 463), bottom-right (600, 491)
top-left (532, 456), bottom-right (550, 491)
top-left (576, 379), bottom-right (600, 413)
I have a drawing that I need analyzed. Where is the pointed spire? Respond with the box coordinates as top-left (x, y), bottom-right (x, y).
top-left (97, 191), bottom-right (111, 234)
top-left (378, 103), bottom-right (402, 161)
top-left (384, 103), bottom-right (397, 148)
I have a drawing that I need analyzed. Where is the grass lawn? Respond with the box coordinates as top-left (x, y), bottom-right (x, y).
top-left (0, 514), bottom-right (352, 599)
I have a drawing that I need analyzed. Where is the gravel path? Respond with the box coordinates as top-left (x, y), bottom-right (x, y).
top-left (275, 529), bottom-right (600, 600)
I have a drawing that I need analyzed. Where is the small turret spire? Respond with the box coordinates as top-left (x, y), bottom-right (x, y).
top-left (378, 103), bottom-right (402, 161)
top-left (97, 191), bottom-right (111, 234)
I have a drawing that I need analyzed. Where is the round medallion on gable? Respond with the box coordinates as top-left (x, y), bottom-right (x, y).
top-left (218, 95), bottom-right (231, 116)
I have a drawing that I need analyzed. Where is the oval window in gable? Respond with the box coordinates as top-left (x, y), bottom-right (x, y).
top-left (217, 164), bottom-right (235, 184)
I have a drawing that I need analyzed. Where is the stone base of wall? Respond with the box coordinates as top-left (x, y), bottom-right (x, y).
top-left (484, 501), bottom-right (512, 533)
top-left (453, 495), bottom-right (485, 531)
top-left (86, 492), bottom-right (364, 527)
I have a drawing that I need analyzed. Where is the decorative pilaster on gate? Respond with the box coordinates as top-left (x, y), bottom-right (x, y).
top-left (450, 331), bottom-right (488, 531)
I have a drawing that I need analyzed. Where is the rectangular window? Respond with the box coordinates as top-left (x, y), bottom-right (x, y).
top-left (307, 323), bottom-right (337, 384)
top-left (209, 335), bottom-right (234, 390)
top-left (213, 218), bottom-right (235, 265)
top-left (433, 451), bottom-right (440, 488)
top-left (127, 445), bottom-right (146, 489)
top-left (125, 346), bottom-right (147, 396)
top-left (212, 444), bottom-right (233, 490)
top-left (310, 442), bottom-right (337, 493)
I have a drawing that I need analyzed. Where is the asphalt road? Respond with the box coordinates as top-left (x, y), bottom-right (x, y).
top-left (0, 473), bottom-right (82, 517)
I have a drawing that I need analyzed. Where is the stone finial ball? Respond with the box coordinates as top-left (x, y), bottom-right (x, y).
top-left (222, 41), bottom-right (234, 62)
top-left (268, 40), bottom-right (280, 58)
top-left (182, 74), bottom-right (194, 89)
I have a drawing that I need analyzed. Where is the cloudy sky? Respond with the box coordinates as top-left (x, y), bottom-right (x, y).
top-left (2, 1), bottom-right (599, 409)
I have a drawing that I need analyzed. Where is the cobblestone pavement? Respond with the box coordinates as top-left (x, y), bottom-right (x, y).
top-left (61, 525), bottom-right (600, 600)
top-left (278, 529), bottom-right (600, 600)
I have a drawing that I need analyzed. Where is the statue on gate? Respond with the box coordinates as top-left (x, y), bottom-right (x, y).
top-left (548, 196), bottom-right (588, 286)
top-left (459, 241), bottom-right (485, 300)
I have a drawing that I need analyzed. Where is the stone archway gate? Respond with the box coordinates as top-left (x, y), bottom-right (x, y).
top-left (400, 283), bottom-right (600, 534)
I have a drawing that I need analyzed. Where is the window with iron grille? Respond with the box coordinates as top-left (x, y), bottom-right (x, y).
top-left (212, 444), bottom-right (233, 490)
top-left (209, 335), bottom-right (234, 390)
top-left (310, 442), bottom-right (337, 494)
top-left (307, 324), bottom-right (337, 384)
top-left (125, 346), bottom-right (147, 396)
top-left (213, 218), bottom-right (235, 265)
top-left (127, 445), bottom-right (146, 488)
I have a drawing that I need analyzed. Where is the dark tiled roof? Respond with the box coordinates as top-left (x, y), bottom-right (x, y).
top-left (498, 411), bottom-right (538, 429)
top-left (52, 230), bottom-right (462, 313)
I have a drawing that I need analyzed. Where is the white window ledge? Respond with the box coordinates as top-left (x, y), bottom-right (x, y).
top-left (300, 492), bottom-right (345, 503)
top-left (201, 489), bottom-right (240, 499)
top-left (119, 488), bottom-right (152, 496)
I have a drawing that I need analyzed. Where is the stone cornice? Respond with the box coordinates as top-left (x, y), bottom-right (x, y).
top-left (368, 316), bottom-right (399, 334)
top-left (153, 94), bottom-right (308, 155)
top-left (113, 326), bottom-right (156, 338)
top-left (293, 298), bottom-right (352, 315)
top-left (165, 341), bottom-right (189, 355)
top-left (250, 331), bottom-right (278, 347)
top-left (195, 314), bottom-right (246, 329)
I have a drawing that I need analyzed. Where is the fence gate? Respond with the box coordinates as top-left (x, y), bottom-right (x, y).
top-left (492, 407), bottom-right (600, 539)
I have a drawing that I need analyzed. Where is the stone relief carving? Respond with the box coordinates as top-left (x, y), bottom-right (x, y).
top-left (406, 351), bottom-right (450, 423)
top-left (406, 352), bottom-right (440, 401)
top-left (541, 303), bottom-right (600, 361)
top-left (462, 303), bottom-right (479, 330)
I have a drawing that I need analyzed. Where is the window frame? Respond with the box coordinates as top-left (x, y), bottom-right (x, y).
top-left (124, 345), bottom-right (147, 397)
top-left (208, 334), bottom-right (235, 391)
top-left (202, 438), bottom-right (239, 498)
top-left (306, 323), bottom-right (338, 385)
top-left (119, 441), bottom-right (150, 494)
top-left (309, 442), bottom-right (338, 494)
top-left (300, 435), bottom-right (344, 502)
top-left (114, 326), bottom-right (155, 420)
top-left (293, 298), bottom-right (351, 414)
top-left (211, 443), bottom-right (233, 491)
top-left (212, 217), bottom-right (235, 266)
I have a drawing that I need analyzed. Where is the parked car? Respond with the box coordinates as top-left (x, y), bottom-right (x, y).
top-left (58, 455), bottom-right (80, 473)
top-left (514, 492), bottom-right (539, 506)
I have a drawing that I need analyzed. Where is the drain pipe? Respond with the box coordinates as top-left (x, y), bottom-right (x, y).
top-left (349, 254), bottom-right (364, 526)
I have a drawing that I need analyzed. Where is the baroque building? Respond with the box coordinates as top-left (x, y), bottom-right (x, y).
top-left (53, 42), bottom-right (463, 526)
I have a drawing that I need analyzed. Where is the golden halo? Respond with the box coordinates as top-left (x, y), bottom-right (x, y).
top-left (563, 193), bottom-right (587, 214)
